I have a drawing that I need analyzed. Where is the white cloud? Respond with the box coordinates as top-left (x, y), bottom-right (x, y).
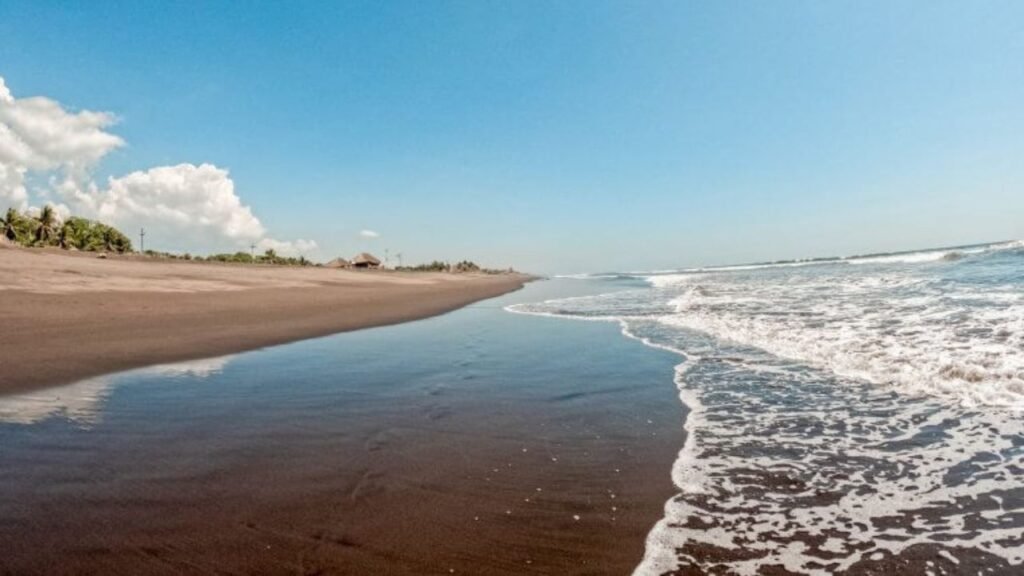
top-left (23, 202), bottom-right (71, 222)
top-left (0, 77), bottom-right (124, 167)
top-left (0, 355), bottom-right (232, 426)
top-left (0, 162), bottom-right (27, 207)
top-left (98, 163), bottom-right (266, 241)
top-left (0, 76), bottom-right (123, 208)
top-left (256, 237), bottom-right (318, 257)
top-left (0, 75), bottom-right (314, 254)
top-left (359, 229), bottom-right (379, 238)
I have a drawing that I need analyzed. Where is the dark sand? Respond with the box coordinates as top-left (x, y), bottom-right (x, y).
top-left (0, 280), bottom-right (685, 575)
top-left (0, 246), bottom-right (529, 394)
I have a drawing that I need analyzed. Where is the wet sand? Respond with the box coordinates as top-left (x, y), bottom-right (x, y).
top-left (0, 246), bottom-right (529, 394)
top-left (0, 280), bottom-right (685, 575)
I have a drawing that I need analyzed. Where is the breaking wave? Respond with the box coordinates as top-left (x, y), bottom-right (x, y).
top-left (512, 240), bottom-right (1024, 574)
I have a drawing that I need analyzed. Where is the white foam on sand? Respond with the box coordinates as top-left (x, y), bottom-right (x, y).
top-left (509, 248), bottom-right (1024, 573)
top-left (631, 345), bottom-right (1024, 574)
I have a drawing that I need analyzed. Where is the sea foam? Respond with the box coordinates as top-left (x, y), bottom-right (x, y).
top-left (510, 241), bottom-right (1024, 574)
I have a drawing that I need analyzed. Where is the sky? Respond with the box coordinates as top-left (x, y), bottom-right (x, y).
top-left (1, 1), bottom-right (1022, 273)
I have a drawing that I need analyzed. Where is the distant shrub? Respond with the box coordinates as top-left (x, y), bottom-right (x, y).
top-left (396, 259), bottom-right (510, 274)
top-left (201, 250), bottom-right (311, 267)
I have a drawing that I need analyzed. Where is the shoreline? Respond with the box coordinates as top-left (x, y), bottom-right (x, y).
top-left (0, 278), bottom-right (685, 575)
top-left (0, 246), bottom-right (530, 395)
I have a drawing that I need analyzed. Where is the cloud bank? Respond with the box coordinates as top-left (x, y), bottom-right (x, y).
top-left (0, 76), bottom-right (315, 256)
top-left (359, 229), bottom-right (379, 238)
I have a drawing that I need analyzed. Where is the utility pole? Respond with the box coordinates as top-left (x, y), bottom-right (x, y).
top-left (250, 243), bottom-right (256, 261)
top-left (396, 252), bottom-right (403, 268)
top-left (385, 248), bottom-right (390, 269)
top-left (140, 228), bottom-right (145, 253)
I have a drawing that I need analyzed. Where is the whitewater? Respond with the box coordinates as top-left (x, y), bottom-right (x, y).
top-left (513, 240), bottom-right (1024, 575)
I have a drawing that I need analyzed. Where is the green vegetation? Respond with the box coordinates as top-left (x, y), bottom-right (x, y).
top-left (2, 206), bottom-right (512, 273)
top-left (140, 249), bottom-right (312, 266)
top-left (0, 207), bottom-right (133, 253)
top-left (396, 259), bottom-right (511, 274)
top-left (59, 216), bottom-right (133, 252)
top-left (398, 260), bottom-right (450, 272)
top-left (142, 250), bottom-right (195, 260)
top-left (1, 205), bottom-right (313, 265)
top-left (2, 208), bottom-right (23, 243)
top-left (203, 249), bottom-right (312, 266)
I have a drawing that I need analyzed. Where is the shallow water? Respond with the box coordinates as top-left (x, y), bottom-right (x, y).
top-left (0, 279), bottom-right (683, 575)
top-left (517, 241), bottom-right (1024, 575)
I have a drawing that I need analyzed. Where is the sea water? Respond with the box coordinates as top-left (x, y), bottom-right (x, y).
top-left (511, 240), bottom-right (1024, 575)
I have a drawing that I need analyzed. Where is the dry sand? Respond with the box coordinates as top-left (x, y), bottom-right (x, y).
top-left (0, 245), bottom-right (529, 394)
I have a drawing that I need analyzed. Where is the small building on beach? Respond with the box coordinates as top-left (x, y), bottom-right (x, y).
top-left (324, 257), bottom-right (351, 269)
top-left (352, 252), bottom-right (381, 269)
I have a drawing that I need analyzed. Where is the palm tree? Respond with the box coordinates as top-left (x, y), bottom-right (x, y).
top-left (34, 205), bottom-right (57, 246)
top-left (1, 208), bottom-right (20, 243)
top-left (102, 226), bottom-right (126, 253)
top-left (58, 223), bottom-right (70, 249)
top-left (58, 219), bottom-right (86, 250)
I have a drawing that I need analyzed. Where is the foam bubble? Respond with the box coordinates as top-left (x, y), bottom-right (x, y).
top-left (512, 244), bottom-right (1024, 574)
top-left (630, 335), bottom-right (1024, 574)
top-left (656, 267), bottom-right (1024, 409)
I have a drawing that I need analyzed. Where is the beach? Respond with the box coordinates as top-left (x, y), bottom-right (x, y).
top-left (0, 246), bottom-right (529, 394)
top-left (0, 278), bottom-right (683, 575)
top-left (2, 243), bottom-right (1021, 575)
top-left (3, 4), bottom-right (1021, 574)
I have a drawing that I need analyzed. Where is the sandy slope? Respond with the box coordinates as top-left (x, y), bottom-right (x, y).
top-left (0, 246), bottom-right (528, 393)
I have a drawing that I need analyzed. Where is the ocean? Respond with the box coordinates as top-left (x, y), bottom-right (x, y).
top-left (511, 240), bottom-right (1024, 574)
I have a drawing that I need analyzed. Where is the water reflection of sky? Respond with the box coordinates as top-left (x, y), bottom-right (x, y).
top-left (0, 355), bottom-right (233, 426)
top-left (0, 280), bottom-right (628, 430)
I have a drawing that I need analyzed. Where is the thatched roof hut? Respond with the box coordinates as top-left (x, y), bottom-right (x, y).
top-left (352, 252), bottom-right (381, 269)
top-left (325, 257), bottom-right (351, 269)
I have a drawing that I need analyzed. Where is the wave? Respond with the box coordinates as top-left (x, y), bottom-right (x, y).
top-left (509, 263), bottom-right (1024, 573)
top-left (516, 245), bottom-right (1024, 573)
top-left (555, 240), bottom-right (1024, 284)
top-left (552, 272), bottom-right (641, 280)
top-left (534, 240), bottom-right (1024, 410)
top-left (509, 299), bottom-right (1024, 573)
top-left (662, 273), bottom-right (1024, 408)
top-left (844, 244), bottom-right (994, 265)
top-left (630, 328), bottom-right (1024, 574)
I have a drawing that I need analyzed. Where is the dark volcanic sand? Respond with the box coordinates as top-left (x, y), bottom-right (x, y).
top-left (0, 280), bottom-right (684, 575)
top-left (0, 246), bottom-right (529, 395)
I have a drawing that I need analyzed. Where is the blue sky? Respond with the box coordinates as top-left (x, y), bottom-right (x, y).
top-left (1, 1), bottom-right (1021, 272)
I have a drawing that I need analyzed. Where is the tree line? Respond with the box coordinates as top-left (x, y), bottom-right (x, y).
top-left (1, 206), bottom-right (133, 253)
top-left (1, 206), bottom-right (314, 265)
top-left (395, 259), bottom-right (509, 274)
top-left (189, 249), bottom-right (312, 266)
top-left (3, 206), bottom-right (511, 273)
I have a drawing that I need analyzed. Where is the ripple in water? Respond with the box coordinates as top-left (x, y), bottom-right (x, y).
top-left (510, 242), bottom-right (1024, 575)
